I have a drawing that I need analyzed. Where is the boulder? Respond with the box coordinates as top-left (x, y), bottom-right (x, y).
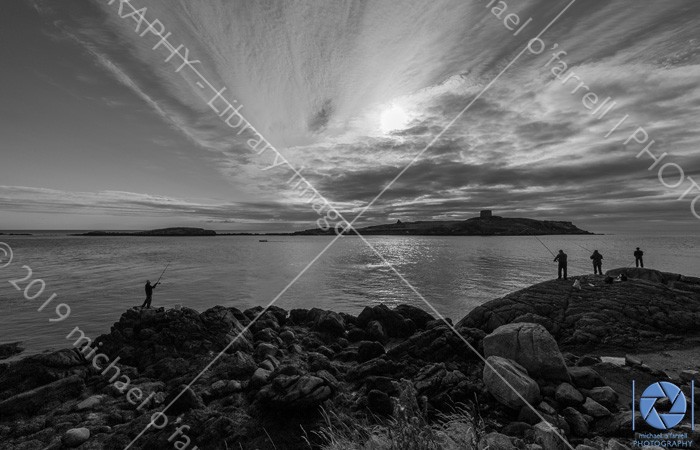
top-left (279, 329), bottom-right (295, 344)
top-left (76, 395), bottom-right (104, 411)
top-left (582, 397), bottom-right (611, 418)
top-left (394, 304), bottom-right (435, 329)
top-left (347, 358), bottom-right (393, 381)
top-left (62, 427), bottom-right (90, 448)
top-left (307, 352), bottom-right (331, 372)
top-left (164, 385), bottom-right (205, 414)
top-left (477, 431), bottom-right (516, 450)
top-left (357, 341), bottom-right (385, 363)
top-left (483, 323), bottom-right (569, 381)
top-left (501, 422), bottom-right (532, 437)
top-left (313, 310), bottom-right (345, 337)
top-left (483, 356), bottom-right (540, 410)
top-left (347, 327), bottom-right (367, 342)
top-left (257, 374), bottom-right (332, 409)
top-left (357, 304), bottom-right (409, 337)
top-left (366, 320), bottom-right (388, 343)
top-left (254, 342), bottom-right (278, 360)
top-left (587, 386), bottom-right (618, 407)
top-left (251, 368), bottom-right (272, 386)
top-left (555, 383), bottom-right (584, 406)
top-left (562, 407), bottom-right (588, 436)
top-left (533, 421), bottom-right (569, 450)
top-left (568, 366), bottom-right (604, 389)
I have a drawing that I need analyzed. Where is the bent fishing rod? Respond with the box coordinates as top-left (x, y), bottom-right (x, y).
top-left (155, 262), bottom-right (170, 285)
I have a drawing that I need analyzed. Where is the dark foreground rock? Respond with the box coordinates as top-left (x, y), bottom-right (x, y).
top-left (1, 268), bottom-right (698, 449)
top-left (0, 341), bottom-right (23, 360)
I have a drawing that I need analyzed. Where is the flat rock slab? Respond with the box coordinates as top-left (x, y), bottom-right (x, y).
top-left (458, 269), bottom-right (700, 351)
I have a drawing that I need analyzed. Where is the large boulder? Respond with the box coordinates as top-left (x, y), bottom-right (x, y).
top-left (394, 304), bottom-right (435, 329)
top-left (483, 356), bottom-right (540, 410)
top-left (357, 304), bottom-right (410, 337)
top-left (312, 310), bottom-right (345, 337)
top-left (483, 323), bottom-right (569, 381)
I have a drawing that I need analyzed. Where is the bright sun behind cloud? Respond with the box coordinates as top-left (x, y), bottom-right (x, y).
top-left (379, 104), bottom-right (410, 133)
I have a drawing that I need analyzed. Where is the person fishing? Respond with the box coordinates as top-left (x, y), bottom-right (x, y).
top-left (141, 280), bottom-right (159, 308)
top-left (141, 263), bottom-right (169, 308)
top-left (634, 247), bottom-right (644, 268)
top-left (554, 250), bottom-right (568, 280)
top-left (590, 250), bottom-right (603, 275)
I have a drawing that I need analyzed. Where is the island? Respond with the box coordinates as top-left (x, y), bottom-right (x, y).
top-left (1, 268), bottom-right (698, 449)
top-left (293, 210), bottom-right (594, 236)
top-left (72, 227), bottom-right (217, 237)
top-left (69, 212), bottom-right (593, 238)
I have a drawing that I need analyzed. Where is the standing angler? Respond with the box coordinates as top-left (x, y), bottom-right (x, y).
top-left (634, 247), bottom-right (644, 268)
top-left (590, 250), bottom-right (603, 275)
top-left (141, 280), bottom-right (160, 308)
top-left (141, 263), bottom-right (170, 308)
top-left (554, 249), bottom-right (568, 280)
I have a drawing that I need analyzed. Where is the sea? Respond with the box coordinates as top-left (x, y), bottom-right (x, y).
top-left (1, 233), bottom-right (698, 357)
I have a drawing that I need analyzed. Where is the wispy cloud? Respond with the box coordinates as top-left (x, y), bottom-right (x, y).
top-left (21, 0), bottom-right (700, 231)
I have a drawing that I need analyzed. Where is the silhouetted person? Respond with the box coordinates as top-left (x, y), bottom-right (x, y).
top-left (634, 247), bottom-right (644, 268)
top-left (141, 280), bottom-right (160, 308)
top-left (590, 250), bottom-right (603, 275)
top-left (554, 250), bottom-right (568, 280)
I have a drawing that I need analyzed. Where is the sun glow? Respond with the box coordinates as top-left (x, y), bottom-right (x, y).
top-left (379, 104), bottom-right (410, 133)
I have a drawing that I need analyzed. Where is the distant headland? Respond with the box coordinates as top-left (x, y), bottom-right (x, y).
top-left (293, 210), bottom-right (594, 236)
top-left (71, 212), bottom-right (594, 237)
top-left (72, 227), bottom-right (217, 237)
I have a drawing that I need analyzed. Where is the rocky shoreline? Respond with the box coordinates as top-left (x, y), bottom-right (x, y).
top-left (0, 268), bottom-right (699, 449)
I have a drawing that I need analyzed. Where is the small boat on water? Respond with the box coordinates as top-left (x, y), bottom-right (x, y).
top-left (259, 239), bottom-right (268, 242)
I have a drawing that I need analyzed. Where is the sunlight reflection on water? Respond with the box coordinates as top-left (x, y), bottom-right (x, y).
top-left (0, 233), bottom-right (698, 354)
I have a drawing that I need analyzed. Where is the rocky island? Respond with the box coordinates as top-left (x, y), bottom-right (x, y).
top-left (1, 268), bottom-right (698, 449)
top-left (293, 211), bottom-right (593, 236)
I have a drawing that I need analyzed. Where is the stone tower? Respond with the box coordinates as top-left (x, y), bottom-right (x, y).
top-left (480, 210), bottom-right (493, 219)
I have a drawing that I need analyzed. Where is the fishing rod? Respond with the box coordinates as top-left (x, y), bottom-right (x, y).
top-left (155, 262), bottom-right (170, 285)
top-left (519, 224), bottom-right (557, 258)
top-left (534, 234), bottom-right (556, 258)
top-left (575, 243), bottom-right (592, 252)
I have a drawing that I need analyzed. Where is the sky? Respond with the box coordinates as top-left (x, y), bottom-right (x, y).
top-left (1, 0), bottom-right (700, 233)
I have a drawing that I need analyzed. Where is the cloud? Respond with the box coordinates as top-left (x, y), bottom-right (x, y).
top-left (0, 186), bottom-right (323, 225)
top-left (25, 0), bottom-right (700, 231)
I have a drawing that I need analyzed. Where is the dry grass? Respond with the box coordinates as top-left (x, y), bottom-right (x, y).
top-left (305, 381), bottom-right (485, 450)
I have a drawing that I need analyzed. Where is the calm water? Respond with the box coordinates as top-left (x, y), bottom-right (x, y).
top-left (1, 233), bottom-right (698, 356)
